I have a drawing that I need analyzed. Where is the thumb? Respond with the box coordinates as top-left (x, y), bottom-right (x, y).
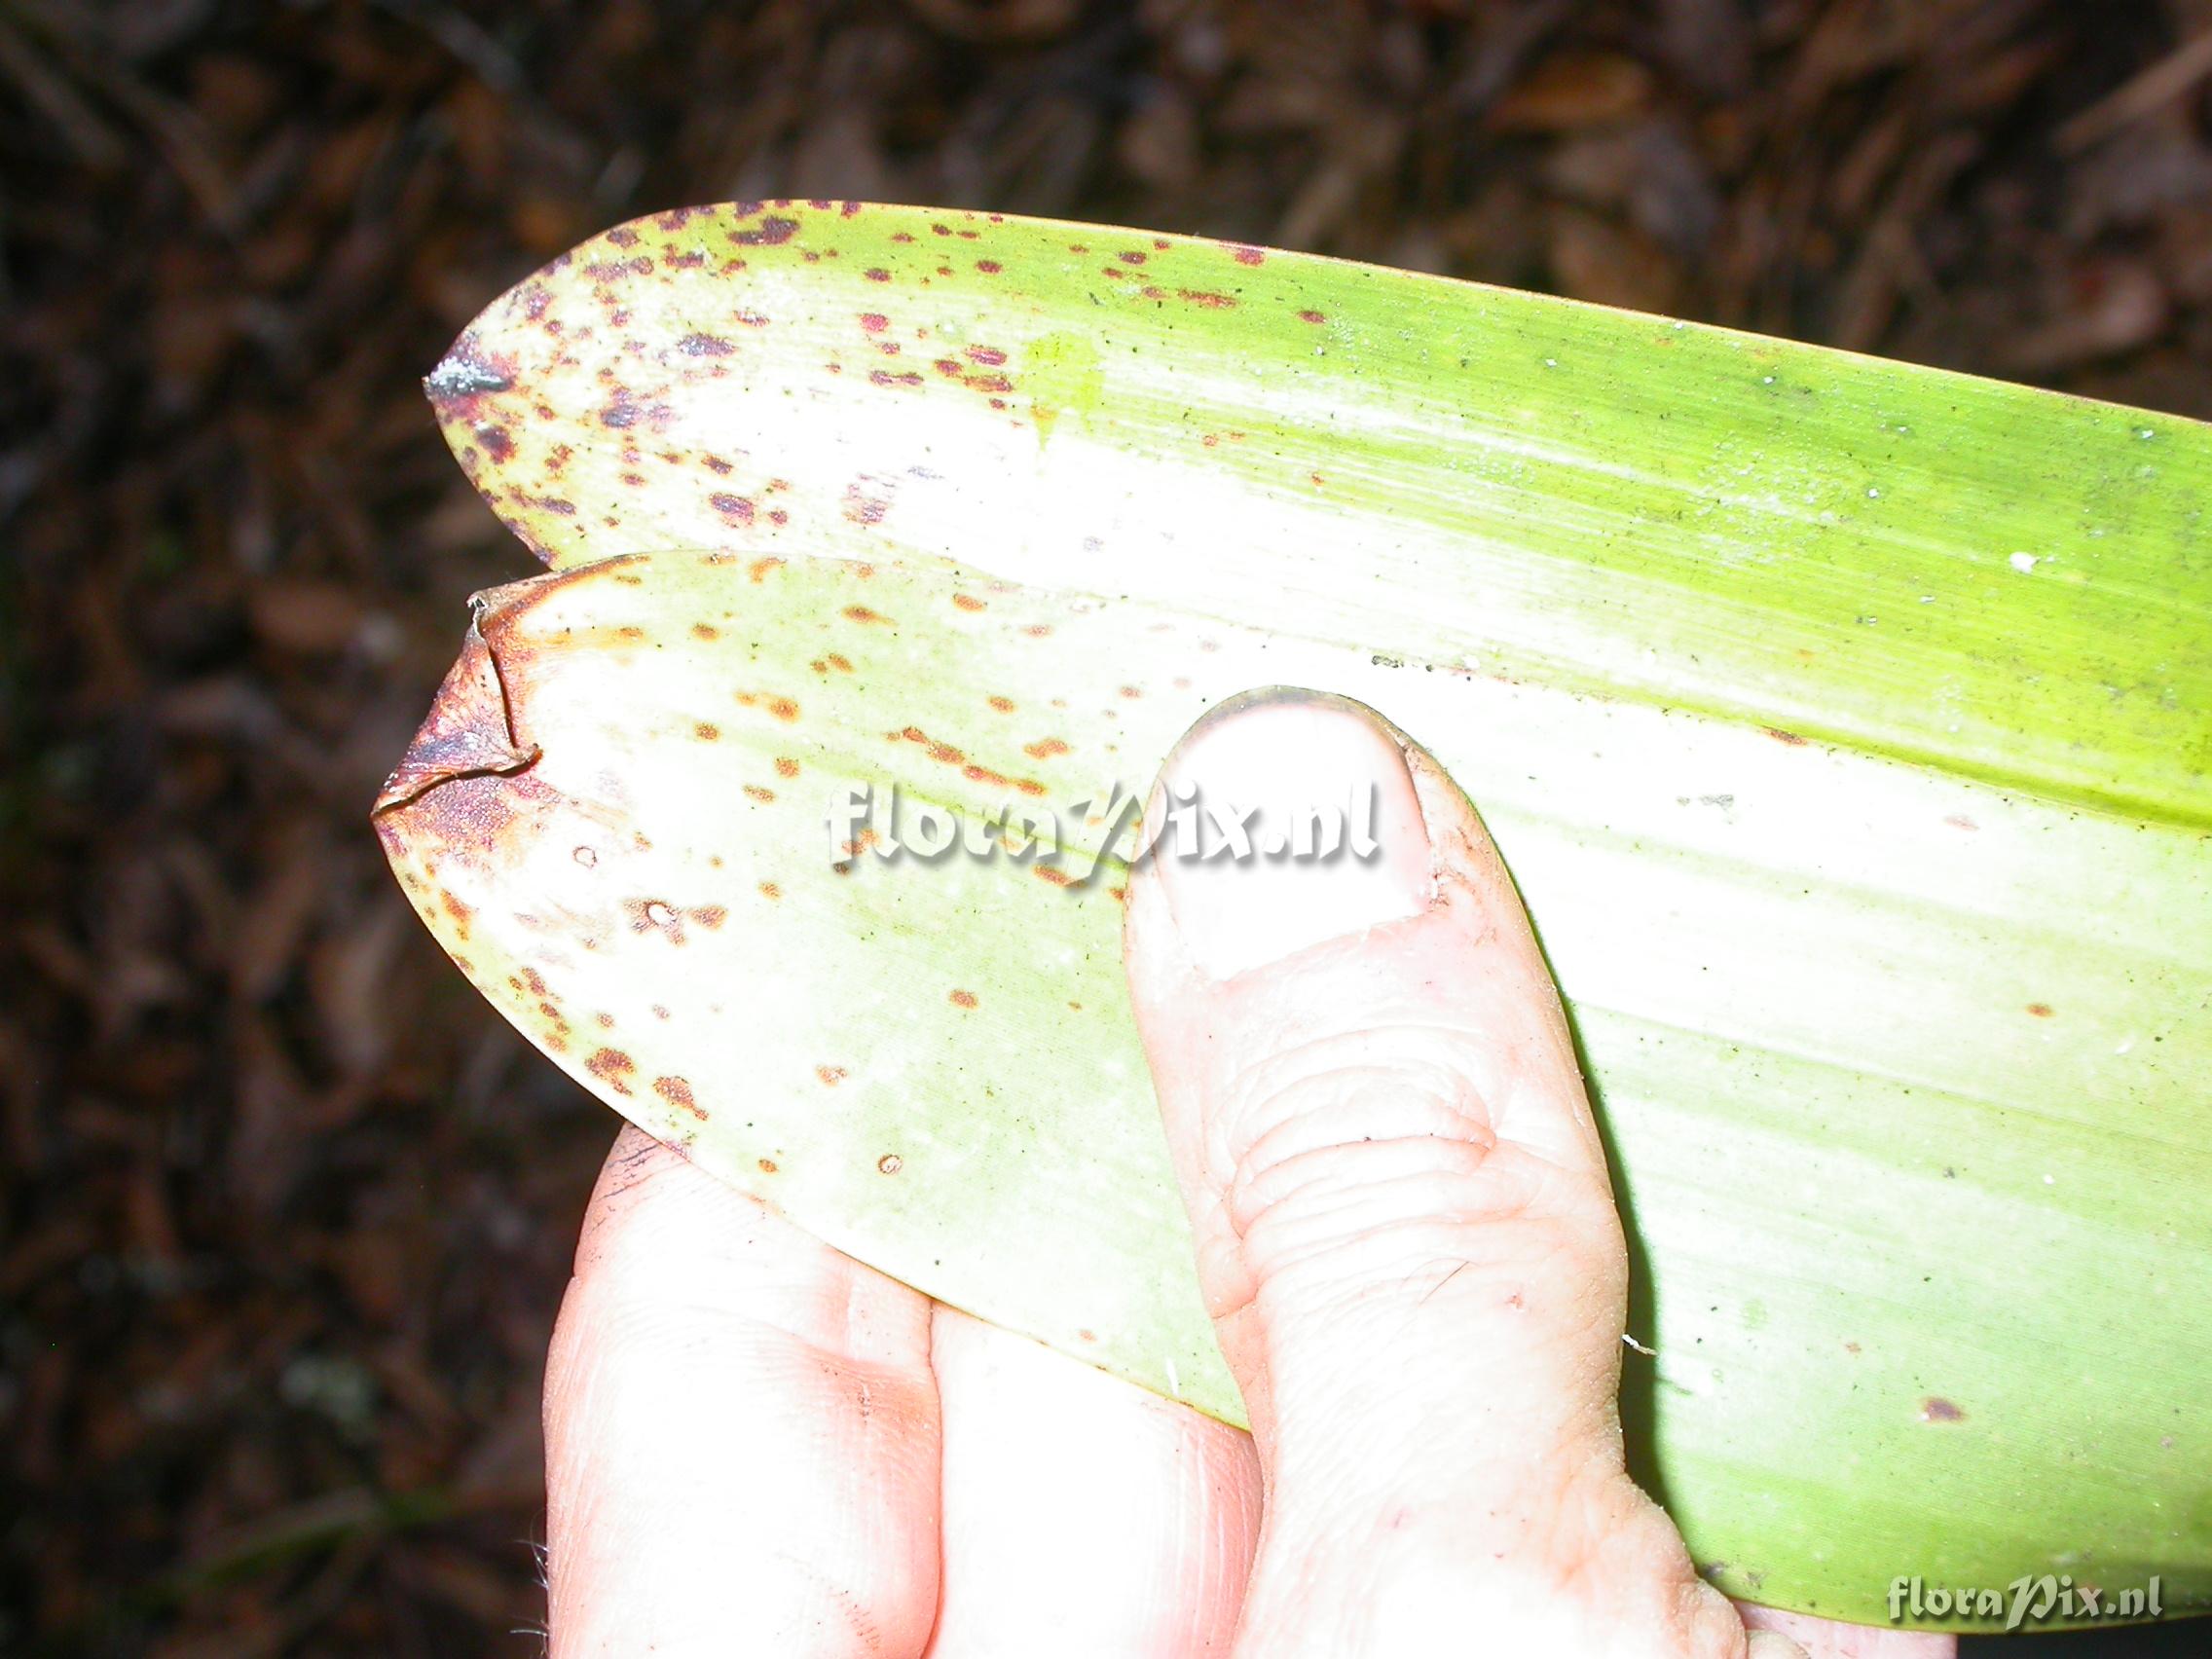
top-left (1123, 690), bottom-right (1751, 1658)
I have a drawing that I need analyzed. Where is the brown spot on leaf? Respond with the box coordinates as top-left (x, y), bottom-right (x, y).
top-left (744, 785), bottom-right (776, 803)
top-left (695, 722), bottom-right (719, 740)
top-left (758, 1157), bottom-right (779, 1173)
top-left (692, 622), bottom-right (720, 641)
top-left (680, 333), bottom-right (735, 356)
top-left (711, 493), bottom-right (755, 526)
top-left (952, 593), bottom-right (986, 611)
top-left (949, 989), bottom-right (977, 1009)
top-left (1920, 1397), bottom-right (1965, 1422)
top-left (987, 695), bottom-right (1015, 712)
top-left (976, 259), bottom-right (1002, 274)
top-left (1179, 289), bottom-right (1236, 308)
top-left (586, 1048), bottom-right (637, 1095)
top-left (758, 881), bottom-right (781, 900)
top-left (861, 312), bottom-right (889, 332)
top-left (877, 1154), bottom-right (903, 1173)
top-left (774, 756), bottom-right (799, 778)
top-left (966, 344), bottom-right (1008, 366)
top-left (732, 214), bottom-right (800, 246)
top-left (816, 1064), bottom-right (847, 1086)
top-left (690, 905), bottom-right (727, 929)
top-left (439, 891), bottom-right (474, 938)
top-left (864, 267), bottom-right (891, 282)
top-left (842, 485), bottom-right (892, 524)
top-left (653, 1076), bottom-right (708, 1121)
top-left (1024, 737), bottom-right (1069, 759)
top-left (1231, 244), bottom-right (1266, 265)
top-left (843, 605), bottom-right (890, 624)
top-left (749, 556), bottom-right (784, 582)
top-left (2027, 1003), bottom-right (2054, 1018)
top-left (1763, 726), bottom-right (1809, 746)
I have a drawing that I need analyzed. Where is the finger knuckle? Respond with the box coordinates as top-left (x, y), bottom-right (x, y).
top-left (1215, 1031), bottom-right (1550, 1293)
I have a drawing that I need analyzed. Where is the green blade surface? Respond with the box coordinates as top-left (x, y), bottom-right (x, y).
top-left (384, 202), bottom-right (2212, 1629)
top-left (427, 201), bottom-right (2209, 826)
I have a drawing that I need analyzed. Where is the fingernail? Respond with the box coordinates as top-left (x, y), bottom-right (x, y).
top-left (1146, 692), bottom-right (1434, 979)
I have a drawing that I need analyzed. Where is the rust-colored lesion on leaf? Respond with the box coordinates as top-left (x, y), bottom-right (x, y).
top-left (370, 584), bottom-right (608, 922)
top-left (372, 598), bottom-right (540, 815)
top-left (653, 1075), bottom-right (708, 1121)
top-left (587, 1048), bottom-right (637, 1094)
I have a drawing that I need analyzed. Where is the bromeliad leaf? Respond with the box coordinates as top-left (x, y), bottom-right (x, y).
top-left (383, 202), bottom-right (2212, 1628)
top-left (426, 201), bottom-right (2210, 827)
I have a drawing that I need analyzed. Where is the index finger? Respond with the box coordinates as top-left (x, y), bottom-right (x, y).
top-left (543, 1125), bottom-right (943, 1658)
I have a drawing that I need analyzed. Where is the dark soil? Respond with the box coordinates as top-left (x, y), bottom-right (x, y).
top-left (4, 2), bottom-right (2208, 1652)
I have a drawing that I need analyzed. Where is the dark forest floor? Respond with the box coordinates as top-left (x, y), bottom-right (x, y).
top-left (5, 2), bottom-right (2211, 1652)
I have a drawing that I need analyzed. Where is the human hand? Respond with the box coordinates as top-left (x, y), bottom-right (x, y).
top-left (541, 691), bottom-right (1958, 1658)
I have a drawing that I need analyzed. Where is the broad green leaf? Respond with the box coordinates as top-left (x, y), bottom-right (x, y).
top-left (383, 202), bottom-right (2212, 1629)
